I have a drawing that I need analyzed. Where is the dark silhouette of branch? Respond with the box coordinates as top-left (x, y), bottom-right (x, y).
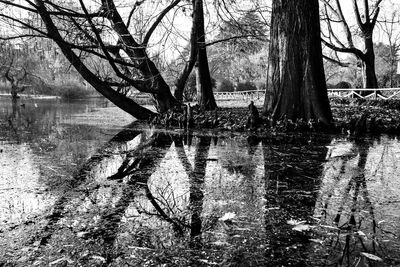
top-left (79, 0), bottom-right (149, 92)
top-left (142, 0), bottom-right (182, 46)
top-left (205, 34), bottom-right (268, 47)
top-left (321, 38), bottom-right (365, 60)
top-left (126, 0), bottom-right (145, 28)
top-left (323, 55), bottom-right (351, 67)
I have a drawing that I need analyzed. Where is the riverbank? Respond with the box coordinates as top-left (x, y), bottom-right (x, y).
top-left (0, 93), bottom-right (60, 100)
top-left (153, 98), bottom-right (400, 135)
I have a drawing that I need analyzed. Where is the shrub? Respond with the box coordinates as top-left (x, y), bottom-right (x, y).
top-left (236, 81), bottom-right (257, 91)
top-left (182, 74), bottom-right (196, 101)
top-left (326, 83), bottom-right (335, 89)
top-left (216, 79), bottom-right (234, 92)
top-left (335, 81), bottom-right (352, 88)
top-left (52, 83), bottom-right (92, 100)
top-left (183, 74), bottom-right (217, 101)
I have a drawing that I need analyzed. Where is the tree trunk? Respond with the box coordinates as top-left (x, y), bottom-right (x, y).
top-left (11, 85), bottom-right (19, 100)
top-left (263, 0), bottom-right (333, 127)
top-left (174, 3), bottom-right (198, 102)
top-left (362, 37), bottom-right (378, 89)
top-left (100, 0), bottom-right (178, 113)
top-left (193, 0), bottom-right (217, 110)
top-left (35, 0), bottom-right (176, 120)
top-left (195, 63), bottom-right (200, 100)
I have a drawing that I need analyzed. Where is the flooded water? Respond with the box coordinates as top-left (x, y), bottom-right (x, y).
top-left (0, 98), bottom-right (400, 266)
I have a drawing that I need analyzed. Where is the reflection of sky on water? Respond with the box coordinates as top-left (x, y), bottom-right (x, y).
top-left (0, 98), bottom-right (127, 226)
top-left (0, 143), bottom-right (55, 224)
top-left (1, 99), bottom-right (400, 265)
top-left (314, 136), bottom-right (400, 265)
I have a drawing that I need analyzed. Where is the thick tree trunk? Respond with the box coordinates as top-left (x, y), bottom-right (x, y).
top-left (263, 0), bottom-right (333, 127)
top-left (193, 0), bottom-right (217, 110)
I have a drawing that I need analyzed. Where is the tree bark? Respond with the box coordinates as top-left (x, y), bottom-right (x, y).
top-left (362, 37), bottom-right (378, 89)
top-left (263, 0), bottom-right (333, 127)
top-left (34, 0), bottom-right (157, 120)
top-left (193, 0), bottom-right (217, 110)
top-left (99, 0), bottom-right (179, 113)
top-left (174, 4), bottom-right (198, 102)
top-left (34, 0), bottom-right (183, 120)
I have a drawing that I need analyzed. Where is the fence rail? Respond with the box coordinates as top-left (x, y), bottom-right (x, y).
top-left (214, 88), bottom-right (400, 101)
top-left (214, 90), bottom-right (265, 101)
top-left (327, 88), bottom-right (400, 100)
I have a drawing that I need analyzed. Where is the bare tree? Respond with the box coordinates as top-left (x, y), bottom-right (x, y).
top-left (378, 3), bottom-right (400, 87)
top-left (0, 0), bottom-right (200, 120)
top-left (321, 0), bottom-right (383, 89)
top-left (4, 54), bottom-right (29, 99)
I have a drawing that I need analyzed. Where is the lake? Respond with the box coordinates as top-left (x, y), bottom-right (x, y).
top-left (0, 98), bottom-right (399, 266)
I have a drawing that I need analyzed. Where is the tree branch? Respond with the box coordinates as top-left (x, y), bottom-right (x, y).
top-left (79, 0), bottom-right (149, 92)
top-left (204, 34), bottom-right (268, 47)
top-left (322, 38), bottom-right (365, 60)
top-left (363, 0), bottom-right (370, 23)
top-left (323, 55), bottom-right (351, 67)
top-left (371, 7), bottom-right (380, 28)
top-left (126, 0), bottom-right (146, 28)
top-left (34, 0), bottom-right (156, 120)
top-left (142, 0), bottom-right (181, 47)
top-left (352, 0), bottom-right (365, 31)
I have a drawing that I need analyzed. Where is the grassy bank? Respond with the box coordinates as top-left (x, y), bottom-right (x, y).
top-left (0, 82), bottom-right (94, 100)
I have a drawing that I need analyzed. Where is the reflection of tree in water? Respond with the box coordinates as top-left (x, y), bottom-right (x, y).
top-left (314, 137), bottom-right (400, 266)
top-left (89, 131), bottom-right (175, 263)
top-left (1, 99), bottom-right (119, 191)
top-left (3, 99), bottom-right (59, 141)
top-left (24, 126), bottom-right (216, 264)
top-left (218, 135), bottom-right (260, 177)
top-left (1, 98), bottom-right (110, 143)
top-left (262, 135), bottom-right (331, 266)
top-left (178, 135), bottom-right (211, 240)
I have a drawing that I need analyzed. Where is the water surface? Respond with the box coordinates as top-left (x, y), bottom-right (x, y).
top-left (0, 98), bottom-right (399, 266)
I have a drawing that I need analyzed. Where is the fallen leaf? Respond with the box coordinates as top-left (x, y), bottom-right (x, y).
top-left (128, 246), bottom-right (154, 250)
top-left (287, 219), bottom-right (306, 226)
top-left (77, 231), bottom-right (90, 238)
top-left (197, 259), bottom-right (219, 265)
top-left (91, 255), bottom-right (106, 262)
top-left (211, 241), bottom-right (230, 246)
top-left (360, 252), bottom-right (383, 262)
top-left (49, 258), bottom-right (66, 266)
top-left (219, 212), bottom-right (236, 222)
top-left (292, 224), bottom-right (314, 232)
top-left (234, 227), bottom-right (250, 231)
top-left (309, 238), bottom-right (324, 245)
top-left (357, 230), bottom-right (366, 237)
top-left (319, 225), bottom-right (339, 230)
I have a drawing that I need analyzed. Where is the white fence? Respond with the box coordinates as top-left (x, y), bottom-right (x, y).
top-left (327, 88), bottom-right (400, 100)
top-left (214, 90), bottom-right (265, 101)
top-left (214, 88), bottom-right (400, 101)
